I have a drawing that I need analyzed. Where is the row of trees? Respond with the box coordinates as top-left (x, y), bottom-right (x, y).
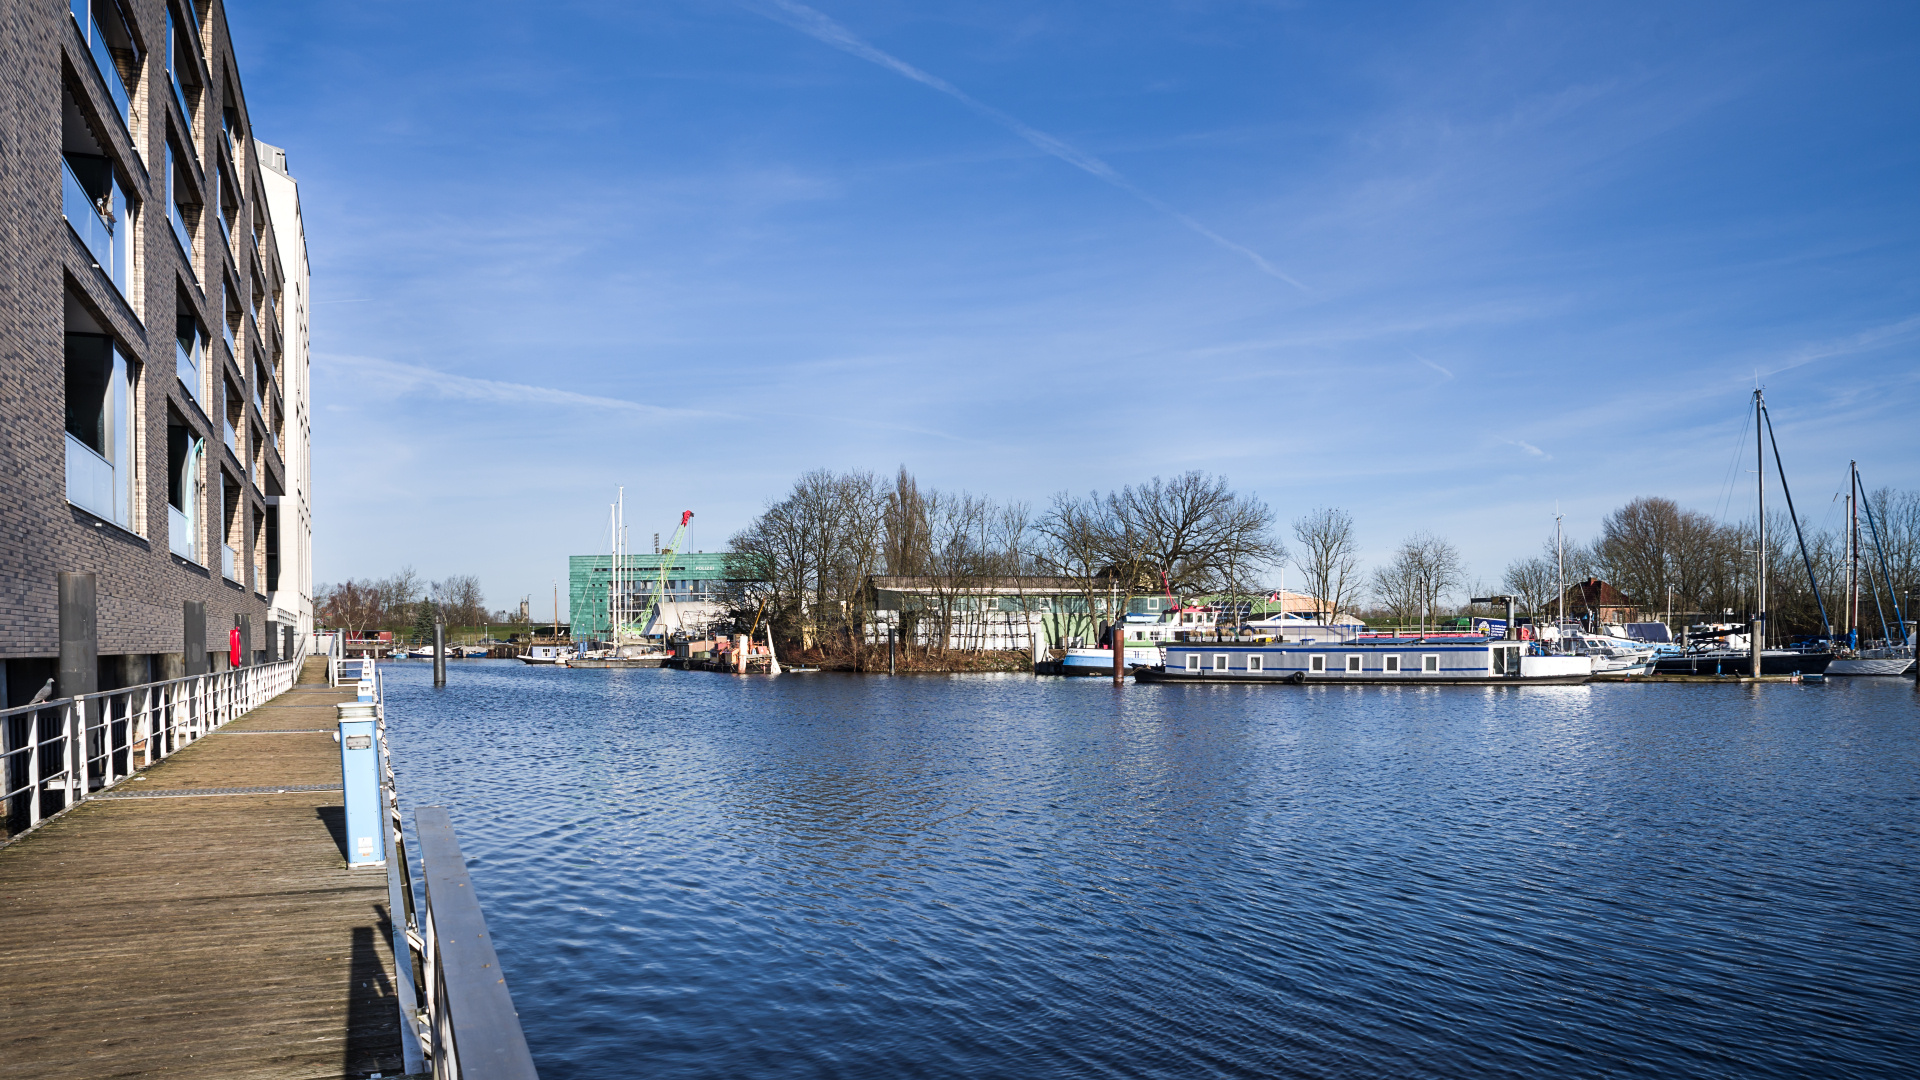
top-left (722, 468), bottom-right (1286, 660)
top-left (1506, 493), bottom-right (1920, 639)
top-left (317, 568), bottom-right (500, 638)
top-left (726, 467), bottom-right (1920, 656)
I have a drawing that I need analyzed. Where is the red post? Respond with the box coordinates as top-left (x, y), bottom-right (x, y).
top-left (1112, 618), bottom-right (1124, 685)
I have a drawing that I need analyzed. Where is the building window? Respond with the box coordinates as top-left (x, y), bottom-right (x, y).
top-left (168, 421), bottom-right (203, 561)
top-left (165, 139), bottom-right (198, 268)
top-left (264, 502), bottom-right (280, 592)
top-left (1248, 655), bottom-right (1263, 672)
top-left (165, 4), bottom-right (200, 139)
top-left (1185, 654), bottom-right (1200, 672)
top-left (1309, 654), bottom-right (1326, 673)
top-left (70, 0), bottom-right (142, 144)
top-left (62, 152), bottom-right (133, 298)
top-left (1384, 655), bottom-right (1401, 673)
top-left (1346, 655), bottom-right (1363, 673)
top-left (1213, 654), bottom-right (1228, 671)
top-left (64, 332), bottom-right (138, 528)
top-left (1423, 655), bottom-right (1440, 673)
top-left (176, 312), bottom-right (204, 405)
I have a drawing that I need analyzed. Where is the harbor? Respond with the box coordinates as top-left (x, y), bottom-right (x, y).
top-left (371, 660), bottom-right (1920, 1079)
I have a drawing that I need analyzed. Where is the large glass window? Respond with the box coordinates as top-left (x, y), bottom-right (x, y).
top-left (176, 312), bottom-right (204, 405)
top-left (166, 141), bottom-right (196, 266)
top-left (165, 5), bottom-right (198, 137)
top-left (61, 152), bottom-right (132, 298)
top-left (167, 422), bottom-right (202, 561)
top-left (65, 332), bottom-right (138, 528)
top-left (69, 0), bottom-right (141, 145)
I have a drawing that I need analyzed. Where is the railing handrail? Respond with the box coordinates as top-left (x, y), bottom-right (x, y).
top-left (0, 656), bottom-right (297, 723)
top-left (2, 648), bottom-right (308, 843)
top-left (368, 657), bottom-right (539, 1077)
top-left (414, 808), bottom-right (539, 1078)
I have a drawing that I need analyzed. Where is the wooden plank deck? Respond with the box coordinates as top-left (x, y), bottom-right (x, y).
top-left (0, 673), bottom-right (407, 1080)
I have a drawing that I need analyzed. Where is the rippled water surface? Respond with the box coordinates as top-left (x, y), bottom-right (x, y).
top-left (383, 662), bottom-right (1919, 1079)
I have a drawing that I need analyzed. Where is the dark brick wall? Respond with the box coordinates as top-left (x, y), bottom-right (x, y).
top-left (1, 0), bottom-right (292, 662)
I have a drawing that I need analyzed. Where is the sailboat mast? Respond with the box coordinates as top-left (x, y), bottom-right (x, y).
top-left (1850, 463), bottom-right (1861, 643)
top-left (1556, 513), bottom-right (1565, 629)
top-left (1753, 389), bottom-right (1766, 676)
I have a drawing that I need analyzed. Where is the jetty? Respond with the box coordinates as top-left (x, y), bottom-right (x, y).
top-left (1, 652), bottom-right (538, 1079)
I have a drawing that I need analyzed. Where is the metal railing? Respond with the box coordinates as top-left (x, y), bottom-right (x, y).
top-left (360, 659), bottom-right (538, 1077)
top-left (1, 653), bottom-right (304, 841)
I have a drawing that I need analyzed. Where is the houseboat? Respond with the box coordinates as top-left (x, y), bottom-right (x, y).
top-left (1137, 635), bottom-right (1592, 685)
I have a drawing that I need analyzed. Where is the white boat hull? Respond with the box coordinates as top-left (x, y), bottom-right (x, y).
top-left (1826, 657), bottom-right (1916, 676)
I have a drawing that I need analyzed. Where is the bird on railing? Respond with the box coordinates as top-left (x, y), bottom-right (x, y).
top-left (28, 678), bottom-right (55, 705)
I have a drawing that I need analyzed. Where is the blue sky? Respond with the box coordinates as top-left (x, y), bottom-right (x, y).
top-left (228, 1), bottom-right (1920, 616)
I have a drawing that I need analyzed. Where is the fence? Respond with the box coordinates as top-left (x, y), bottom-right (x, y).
top-left (359, 657), bottom-right (539, 1078)
top-left (1, 655), bottom-right (305, 840)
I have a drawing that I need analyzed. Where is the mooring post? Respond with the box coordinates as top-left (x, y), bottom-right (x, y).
top-left (432, 618), bottom-right (447, 687)
top-left (1112, 619), bottom-right (1124, 685)
top-left (889, 624), bottom-right (896, 675)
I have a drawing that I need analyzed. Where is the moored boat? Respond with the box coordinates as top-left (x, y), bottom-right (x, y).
top-left (1138, 635), bottom-right (1591, 685)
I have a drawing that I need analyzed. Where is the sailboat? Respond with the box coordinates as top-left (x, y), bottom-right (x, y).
top-left (1653, 389), bottom-right (1833, 677)
top-left (570, 494), bottom-right (683, 669)
top-left (1828, 460), bottom-right (1917, 676)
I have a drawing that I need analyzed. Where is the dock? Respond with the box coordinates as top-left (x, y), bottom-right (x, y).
top-left (1590, 672), bottom-right (1816, 683)
top-left (0, 659), bottom-right (406, 1079)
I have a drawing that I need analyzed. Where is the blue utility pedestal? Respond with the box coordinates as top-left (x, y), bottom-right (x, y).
top-left (337, 702), bottom-right (384, 866)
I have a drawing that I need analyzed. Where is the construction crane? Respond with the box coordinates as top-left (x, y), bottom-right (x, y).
top-left (645, 511), bottom-right (694, 639)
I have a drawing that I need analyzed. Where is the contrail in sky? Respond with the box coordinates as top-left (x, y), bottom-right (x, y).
top-left (752, 0), bottom-right (1306, 292)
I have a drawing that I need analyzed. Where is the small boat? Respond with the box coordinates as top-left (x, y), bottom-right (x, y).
top-left (519, 645), bottom-right (577, 665)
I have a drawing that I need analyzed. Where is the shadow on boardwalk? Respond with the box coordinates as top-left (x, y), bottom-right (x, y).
top-left (0, 679), bottom-right (405, 1079)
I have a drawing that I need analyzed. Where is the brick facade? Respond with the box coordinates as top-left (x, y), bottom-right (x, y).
top-left (0, 0), bottom-right (310, 698)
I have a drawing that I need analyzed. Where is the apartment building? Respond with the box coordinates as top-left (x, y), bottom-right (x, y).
top-left (0, 0), bottom-right (312, 704)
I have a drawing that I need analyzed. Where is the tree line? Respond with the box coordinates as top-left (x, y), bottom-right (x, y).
top-left (721, 467), bottom-right (1920, 658)
top-left (316, 568), bottom-right (505, 638)
top-left (1507, 491), bottom-right (1920, 639)
top-left (719, 467), bottom-right (1285, 662)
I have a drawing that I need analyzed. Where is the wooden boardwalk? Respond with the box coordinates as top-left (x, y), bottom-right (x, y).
top-left (0, 663), bottom-right (406, 1079)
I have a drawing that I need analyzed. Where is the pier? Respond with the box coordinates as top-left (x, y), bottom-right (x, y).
top-left (1, 654), bottom-right (537, 1079)
top-left (0, 658), bottom-right (406, 1077)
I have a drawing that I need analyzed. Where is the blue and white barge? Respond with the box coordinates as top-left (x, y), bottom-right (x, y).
top-left (1137, 635), bottom-right (1592, 685)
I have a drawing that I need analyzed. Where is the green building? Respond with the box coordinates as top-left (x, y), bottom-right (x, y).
top-left (568, 552), bottom-right (749, 640)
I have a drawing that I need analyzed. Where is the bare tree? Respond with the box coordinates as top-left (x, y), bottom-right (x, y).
top-left (375, 566), bottom-right (423, 632)
top-left (1500, 556), bottom-right (1557, 620)
top-left (1291, 507), bottom-right (1360, 619)
top-left (724, 469), bottom-right (888, 660)
top-left (1373, 533), bottom-right (1466, 631)
top-left (1103, 471), bottom-right (1285, 603)
top-left (318, 580), bottom-right (382, 637)
top-left (435, 574), bottom-right (487, 626)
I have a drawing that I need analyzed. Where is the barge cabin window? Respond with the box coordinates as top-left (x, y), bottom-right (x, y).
top-left (1310, 655), bottom-right (1326, 673)
top-left (1423, 655), bottom-right (1440, 673)
top-left (1345, 655), bottom-right (1363, 673)
top-left (1213, 654), bottom-right (1228, 671)
top-left (1185, 654), bottom-right (1201, 671)
top-left (1248, 655), bottom-right (1263, 672)
top-left (1384, 655), bottom-right (1400, 672)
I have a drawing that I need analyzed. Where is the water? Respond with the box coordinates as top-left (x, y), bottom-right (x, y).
top-left (383, 662), bottom-right (1920, 1079)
